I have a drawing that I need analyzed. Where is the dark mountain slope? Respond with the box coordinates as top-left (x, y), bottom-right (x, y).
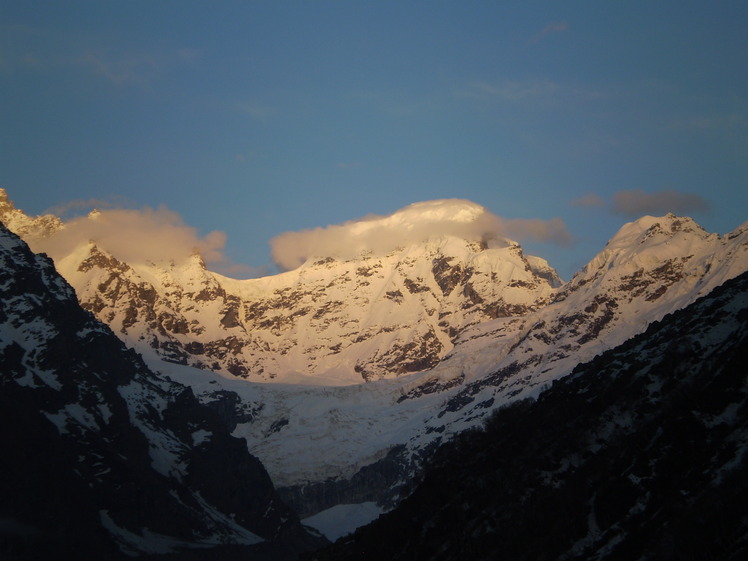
top-left (310, 270), bottom-right (748, 561)
top-left (0, 222), bottom-right (325, 560)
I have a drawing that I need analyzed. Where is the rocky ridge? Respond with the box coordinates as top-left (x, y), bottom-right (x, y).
top-left (414, 213), bottom-right (748, 437)
top-left (225, 211), bottom-right (748, 521)
top-left (3, 188), bottom-right (747, 535)
top-left (0, 190), bottom-right (561, 384)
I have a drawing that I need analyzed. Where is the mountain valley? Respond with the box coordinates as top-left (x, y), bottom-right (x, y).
top-left (310, 269), bottom-right (748, 560)
top-left (1, 188), bottom-right (747, 555)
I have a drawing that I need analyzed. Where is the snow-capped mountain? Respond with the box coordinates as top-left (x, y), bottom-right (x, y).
top-left (311, 269), bottom-right (748, 560)
top-left (2, 188), bottom-right (747, 536)
top-left (1, 192), bottom-right (561, 385)
top-left (0, 221), bottom-right (324, 559)
top-left (416, 213), bottom-right (748, 432)
top-left (232, 211), bottom-right (748, 523)
top-left (0, 188), bottom-right (62, 239)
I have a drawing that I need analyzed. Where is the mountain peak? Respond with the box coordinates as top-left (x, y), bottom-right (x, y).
top-left (270, 199), bottom-right (519, 270)
top-left (605, 213), bottom-right (708, 250)
top-left (0, 190), bottom-right (63, 241)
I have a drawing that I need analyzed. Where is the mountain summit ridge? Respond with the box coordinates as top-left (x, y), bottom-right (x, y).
top-left (1, 191), bottom-right (564, 384)
top-left (2, 189), bottom-right (747, 529)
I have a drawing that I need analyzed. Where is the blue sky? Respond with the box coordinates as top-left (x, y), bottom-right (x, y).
top-left (1, 1), bottom-right (746, 279)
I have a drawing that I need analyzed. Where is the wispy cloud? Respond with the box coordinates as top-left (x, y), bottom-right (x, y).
top-left (541, 21), bottom-right (569, 35)
top-left (235, 149), bottom-right (263, 163)
top-left (350, 88), bottom-right (441, 117)
top-left (79, 48), bottom-right (197, 86)
top-left (669, 113), bottom-right (746, 131)
top-left (1, 23), bottom-right (199, 85)
top-left (468, 80), bottom-right (560, 102)
top-left (235, 100), bottom-right (276, 121)
top-left (80, 51), bottom-right (159, 85)
top-left (45, 195), bottom-right (134, 218)
top-left (0, 23), bottom-right (50, 71)
top-left (269, 199), bottom-right (573, 270)
top-left (532, 21), bottom-right (570, 42)
top-left (611, 189), bottom-right (710, 217)
top-left (502, 217), bottom-right (574, 247)
top-left (459, 79), bottom-right (602, 105)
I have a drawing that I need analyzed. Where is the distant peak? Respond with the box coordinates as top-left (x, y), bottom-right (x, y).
top-left (271, 198), bottom-right (513, 270)
top-left (632, 212), bottom-right (696, 226)
top-left (641, 214), bottom-right (706, 238)
top-left (607, 214), bottom-right (707, 247)
top-left (0, 188), bottom-right (16, 212)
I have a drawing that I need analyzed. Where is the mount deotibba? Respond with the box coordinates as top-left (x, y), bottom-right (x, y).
top-left (2, 188), bottom-right (747, 542)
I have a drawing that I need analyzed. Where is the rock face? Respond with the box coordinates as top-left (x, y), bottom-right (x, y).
top-left (0, 222), bottom-right (325, 560)
top-left (415, 213), bottom-right (748, 435)
top-left (0, 190), bottom-right (560, 384)
top-left (3, 189), bottom-right (747, 532)
top-left (309, 270), bottom-right (748, 560)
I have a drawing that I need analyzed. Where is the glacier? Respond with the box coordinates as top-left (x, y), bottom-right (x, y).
top-left (2, 188), bottom-right (747, 537)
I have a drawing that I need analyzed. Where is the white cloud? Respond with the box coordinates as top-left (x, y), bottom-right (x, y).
top-left (612, 189), bottom-right (710, 217)
top-left (270, 199), bottom-right (573, 270)
top-left (30, 206), bottom-right (231, 267)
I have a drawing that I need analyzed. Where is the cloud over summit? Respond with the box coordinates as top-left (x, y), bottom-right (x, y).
top-left (270, 199), bottom-right (573, 270)
top-left (31, 206), bottom-right (234, 270)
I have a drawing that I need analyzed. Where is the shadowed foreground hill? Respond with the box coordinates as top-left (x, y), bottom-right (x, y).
top-left (0, 221), bottom-right (326, 560)
top-left (309, 271), bottom-right (748, 561)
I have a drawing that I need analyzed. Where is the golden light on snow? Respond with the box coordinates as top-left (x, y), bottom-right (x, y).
top-left (270, 199), bottom-right (573, 270)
